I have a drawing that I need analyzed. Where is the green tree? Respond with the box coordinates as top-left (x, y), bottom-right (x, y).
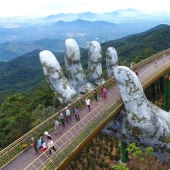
top-left (112, 164), bottom-right (129, 170)
top-left (0, 93), bottom-right (33, 145)
top-left (112, 143), bottom-right (154, 170)
top-left (133, 55), bottom-right (145, 63)
top-left (144, 47), bottom-right (153, 58)
top-left (29, 82), bottom-right (55, 110)
top-left (102, 70), bottom-right (108, 80)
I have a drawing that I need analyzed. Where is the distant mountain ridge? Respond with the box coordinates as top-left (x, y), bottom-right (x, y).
top-left (0, 22), bottom-right (167, 61)
top-left (45, 9), bottom-right (144, 22)
top-left (1, 8), bottom-right (170, 61)
top-left (0, 39), bottom-right (65, 61)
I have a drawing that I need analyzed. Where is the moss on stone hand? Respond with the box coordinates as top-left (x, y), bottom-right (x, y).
top-left (131, 112), bottom-right (146, 122)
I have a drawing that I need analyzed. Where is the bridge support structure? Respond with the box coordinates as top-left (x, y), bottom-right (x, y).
top-left (121, 141), bottom-right (128, 163)
top-left (164, 72), bottom-right (170, 112)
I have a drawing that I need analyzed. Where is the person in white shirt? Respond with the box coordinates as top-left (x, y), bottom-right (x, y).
top-left (65, 107), bottom-right (71, 122)
top-left (54, 118), bottom-right (61, 135)
top-left (47, 136), bottom-right (56, 156)
top-left (85, 98), bottom-right (91, 110)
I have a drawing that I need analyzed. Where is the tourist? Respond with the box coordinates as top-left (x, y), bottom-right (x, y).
top-left (103, 87), bottom-right (107, 99)
top-left (47, 136), bottom-right (56, 156)
top-left (41, 140), bottom-right (47, 153)
top-left (94, 89), bottom-right (98, 101)
top-left (59, 112), bottom-right (65, 127)
top-left (44, 131), bottom-right (51, 140)
top-left (30, 137), bottom-right (38, 154)
top-left (135, 69), bottom-right (139, 76)
top-left (75, 107), bottom-right (80, 121)
top-left (154, 59), bottom-right (157, 67)
top-left (85, 98), bottom-right (91, 110)
top-left (65, 107), bottom-right (71, 122)
top-left (37, 136), bottom-right (43, 153)
top-left (54, 118), bottom-right (61, 135)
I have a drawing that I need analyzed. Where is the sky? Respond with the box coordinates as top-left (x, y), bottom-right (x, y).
top-left (0, 0), bottom-right (170, 17)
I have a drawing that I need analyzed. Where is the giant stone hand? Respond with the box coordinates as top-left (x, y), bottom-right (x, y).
top-left (39, 38), bottom-right (104, 104)
top-left (103, 47), bottom-right (170, 163)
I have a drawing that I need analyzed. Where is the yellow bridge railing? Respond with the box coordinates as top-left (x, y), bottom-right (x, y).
top-left (0, 48), bottom-right (170, 169)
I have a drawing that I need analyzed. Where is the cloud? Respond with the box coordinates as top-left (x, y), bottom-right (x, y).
top-left (45, 1), bottom-right (86, 9)
top-left (45, 3), bottom-right (70, 9)
top-left (0, 0), bottom-right (170, 17)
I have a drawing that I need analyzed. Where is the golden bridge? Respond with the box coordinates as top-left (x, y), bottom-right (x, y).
top-left (0, 49), bottom-right (170, 170)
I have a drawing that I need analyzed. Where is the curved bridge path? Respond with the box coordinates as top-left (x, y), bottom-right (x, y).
top-left (2, 55), bottom-right (170, 170)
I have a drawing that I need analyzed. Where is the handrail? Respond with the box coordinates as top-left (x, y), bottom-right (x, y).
top-left (1, 48), bottom-right (170, 169)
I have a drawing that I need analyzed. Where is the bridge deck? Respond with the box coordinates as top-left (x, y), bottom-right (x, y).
top-left (2, 56), bottom-right (170, 170)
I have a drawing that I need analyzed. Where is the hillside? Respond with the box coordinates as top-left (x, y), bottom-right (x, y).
top-left (0, 25), bottom-right (170, 104)
top-left (100, 25), bottom-right (170, 66)
top-left (0, 39), bottom-right (65, 61)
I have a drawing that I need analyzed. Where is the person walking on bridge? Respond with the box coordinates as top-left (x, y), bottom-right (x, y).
top-left (75, 107), bottom-right (80, 121)
top-left (59, 112), bottom-right (65, 127)
top-left (37, 136), bottom-right (43, 153)
top-left (47, 136), bottom-right (56, 156)
top-left (54, 118), bottom-right (61, 135)
top-left (103, 87), bottom-right (107, 99)
top-left (65, 107), bottom-right (71, 122)
top-left (154, 59), bottom-right (157, 67)
top-left (94, 89), bottom-right (98, 101)
top-left (135, 69), bottom-right (139, 76)
top-left (85, 98), bottom-right (91, 111)
top-left (30, 137), bottom-right (38, 154)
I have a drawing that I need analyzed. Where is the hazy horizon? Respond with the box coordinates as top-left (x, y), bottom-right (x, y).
top-left (0, 0), bottom-right (170, 17)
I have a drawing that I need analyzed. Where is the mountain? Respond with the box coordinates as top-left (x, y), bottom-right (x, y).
top-left (100, 25), bottom-right (170, 64)
top-left (0, 42), bottom-right (40, 61)
top-left (45, 9), bottom-right (156, 23)
top-left (116, 24), bottom-right (167, 41)
top-left (44, 9), bottom-right (170, 27)
top-left (0, 39), bottom-right (65, 61)
top-left (33, 39), bottom-right (65, 52)
top-left (1, 9), bottom-right (170, 58)
top-left (0, 25), bottom-right (170, 104)
top-left (0, 49), bottom-right (65, 103)
top-left (1, 20), bottom-right (168, 62)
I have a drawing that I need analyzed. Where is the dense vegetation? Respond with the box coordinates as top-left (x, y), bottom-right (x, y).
top-left (0, 82), bottom-right (65, 149)
top-left (68, 133), bottom-right (170, 170)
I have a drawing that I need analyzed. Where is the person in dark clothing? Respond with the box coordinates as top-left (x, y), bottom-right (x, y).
top-left (30, 137), bottom-right (38, 154)
top-left (75, 107), bottom-right (80, 121)
top-left (94, 89), bottom-right (98, 101)
top-left (59, 112), bottom-right (65, 127)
